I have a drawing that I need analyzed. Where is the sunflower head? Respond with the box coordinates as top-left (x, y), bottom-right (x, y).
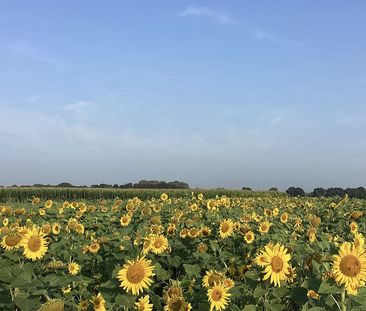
top-left (117, 256), bottom-right (155, 295)
top-left (207, 283), bottom-right (231, 311)
top-left (21, 227), bottom-right (49, 261)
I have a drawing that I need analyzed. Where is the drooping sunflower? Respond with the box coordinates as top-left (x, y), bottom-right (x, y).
top-left (257, 243), bottom-right (292, 287)
top-left (207, 283), bottom-right (231, 311)
top-left (350, 221), bottom-right (358, 234)
top-left (151, 235), bottom-right (169, 254)
top-left (117, 257), bottom-right (155, 295)
top-left (91, 293), bottom-right (106, 311)
top-left (1, 233), bottom-right (22, 250)
top-left (244, 230), bottom-right (255, 244)
top-left (21, 227), bottom-right (49, 261)
top-left (163, 280), bottom-right (184, 302)
top-left (135, 295), bottom-right (153, 311)
top-left (219, 219), bottom-right (234, 239)
top-left (354, 232), bottom-right (365, 251)
top-left (68, 262), bottom-right (80, 275)
top-left (203, 270), bottom-right (226, 289)
top-left (332, 242), bottom-right (366, 295)
top-left (38, 299), bottom-right (65, 311)
top-left (163, 296), bottom-right (192, 311)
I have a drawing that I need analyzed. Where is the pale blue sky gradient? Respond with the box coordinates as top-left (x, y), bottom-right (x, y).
top-left (1, 1), bottom-right (366, 190)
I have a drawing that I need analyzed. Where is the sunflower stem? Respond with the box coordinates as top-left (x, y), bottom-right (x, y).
top-left (341, 290), bottom-right (347, 311)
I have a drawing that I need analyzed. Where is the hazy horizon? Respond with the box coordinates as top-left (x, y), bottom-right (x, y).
top-left (1, 1), bottom-right (366, 191)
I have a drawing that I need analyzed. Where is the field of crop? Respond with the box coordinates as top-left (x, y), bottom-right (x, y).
top-left (1, 192), bottom-right (366, 311)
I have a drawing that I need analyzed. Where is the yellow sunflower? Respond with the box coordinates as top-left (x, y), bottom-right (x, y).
top-left (44, 200), bottom-right (53, 209)
top-left (135, 295), bottom-right (153, 311)
top-left (120, 214), bottom-right (132, 227)
top-left (68, 262), bottom-right (80, 275)
top-left (151, 235), bottom-right (169, 254)
top-left (219, 219), bottom-right (234, 239)
top-left (117, 256), bottom-right (155, 295)
top-left (244, 230), bottom-right (255, 244)
top-left (203, 270), bottom-right (226, 288)
top-left (207, 283), bottom-right (231, 311)
top-left (161, 193), bottom-right (169, 201)
top-left (21, 227), bottom-right (49, 261)
top-left (91, 293), bottom-right (106, 311)
top-left (258, 221), bottom-right (272, 234)
top-left (256, 243), bottom-right (292, 287)
top-left (52, 223), bottom-right (61, 235)
top-left (38, 299), bottom-right (65, 311)
top-left (350, 221), bottom-right (358, 234)
top-left (332, 242), bottom-right (366, 295)
top-left (1, 233), bottom-right (22, 250)
top-left (280, 213), bottom-right (288, 223)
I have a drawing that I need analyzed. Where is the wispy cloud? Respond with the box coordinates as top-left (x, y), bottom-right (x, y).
top-left (64, 100), bottom-right (93, 122)
top-left (269, 116), bottom-right (283, 126)
top-left (253, 29), bottom-right (304, 48)
top-left (178, 6), bottom-right (236, 25)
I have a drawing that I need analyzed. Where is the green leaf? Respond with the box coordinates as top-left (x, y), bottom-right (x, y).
top-left (318, 279), bottom-right (342, 294)
top-left (243, 305), bottom-right (257, 311)
top-left (183, 264), bottom-right (201, 277)
top-left (253, 285), bottom-right (266, 299)
top-left (289, 287), bottom-right (308, 306)
top-left (273, 286), bottom-right (289, 298)
top-left (10, 272), bottom-right (33, 289)
top-left (14, 293), bottom-right (39, 311)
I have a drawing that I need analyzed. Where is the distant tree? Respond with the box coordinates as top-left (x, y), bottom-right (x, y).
top-left (286, 187), bottom-right (306, 197)
top-left (242, 187), bottom-right (252, 191)
top-left (57, 182), bottom-right (74, 187)
top-left (345, 187), bottom-right (366, 199)
top-left (325, 187), bottom-right (345, 197)
top-left (269, 187), bottom-right (278, 192)
top-left (310, 187), bottom-right (326, 197)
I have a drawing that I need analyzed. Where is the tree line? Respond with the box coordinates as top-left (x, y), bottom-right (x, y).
top-left (286, 186), bottom-right (366, 199)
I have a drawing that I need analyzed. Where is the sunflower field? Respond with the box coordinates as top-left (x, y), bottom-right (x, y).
top-left (1, 193), bottom-right (366, 311)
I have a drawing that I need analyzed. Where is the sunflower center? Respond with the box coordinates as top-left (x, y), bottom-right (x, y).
top-left (340, 255), bottom-right (361, 277)
top-left (154, 239), bottom-right (163, 248)
top-left (126, 263), bottom-right (145, 284)
top-left (271, 256), bottom-right (284, 272)
top-left (221, 223), bottom-right (230, 233)
top-left (28, 236), bottom-right (41, 252)
top-left (211, 288), bottom-right (223, 301)
top-left (170, 299), bottom-right (183, 311)
top-left (5, 234), bottom-right (21, 246)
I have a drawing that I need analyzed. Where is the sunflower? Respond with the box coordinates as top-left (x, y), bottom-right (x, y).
top-left (1, 233), bottom-right (22, 250)
top-left (354, 233), bottom-right (365, 251)
top-left (120, 214), bottom-right (132, 227)
top-left (307, 290), bottom-right (320, 300)
top-left (280, 213), bottom-right (288, 223)
top-left (21, 227), bottom-right (49, 261)
top-left (91, 293), bottom-right (106, 311)
top-left (44, 200), bottom-right (53, 209)
top-left (89, 242), bottom-right (100, 254)
top-left (52, 223), bottom-right (61, 235)
top-left (68, 262), bottom-right (80, 275)
top-left (32, 197), bottom-right (40, 205)
top-left (207, 283), bottom-right (231, 311)
top-left (244, 230), bottom-right (255, 244)
top-left (151, 235), bottom-right (169, 254)
top-left (163, 296), bottom-right (192, 311)
top-left (203, 270), bottom-right (226, 289)
top-left (350, 221), bottom-right (358, 234)
top-left (332, 242), bottom-right (366, 295)
top-left (117, 256), bottom-right (155, 295)
top-left (219, 219), bottom-right (234, 239)
top-left (161, 193), bottom-right (169, 201)
top-left (163, 280), bottom-right (184, 302)
top-left (258, 221), bottom-right (272, 234)
top-left (135, 295), bottom-right (153, 311)
top-left (256, 243), bottom-right (292, 287)
top-left (38, 299), bottom-right (65, 311)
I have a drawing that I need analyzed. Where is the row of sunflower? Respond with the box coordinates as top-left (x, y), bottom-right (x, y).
top-left (0, 193), bottom-right (366, 310)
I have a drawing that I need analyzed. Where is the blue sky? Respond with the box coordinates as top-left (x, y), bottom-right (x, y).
top-left (1, 1), bottom-right (366, 190)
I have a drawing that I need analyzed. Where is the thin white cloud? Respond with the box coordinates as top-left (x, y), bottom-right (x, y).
top-left (253, 29), bottom-right (304, 48)
top-left (270, 116), bottom-right (283, 126)
top-left (64, 100), bottom-right (93, 122)
top-left (179, 6), bottom-right (236, 25)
